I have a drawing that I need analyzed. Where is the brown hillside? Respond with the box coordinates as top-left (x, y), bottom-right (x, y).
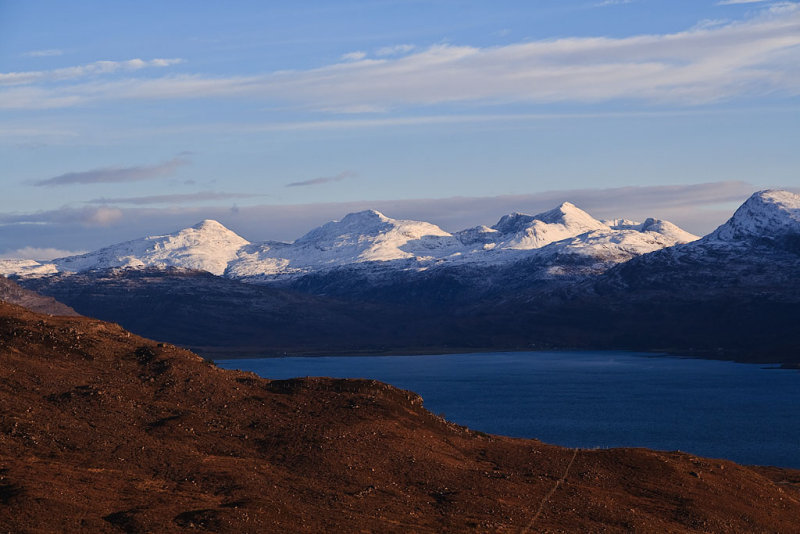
top-left (0, 301), bottom-right (798, 533)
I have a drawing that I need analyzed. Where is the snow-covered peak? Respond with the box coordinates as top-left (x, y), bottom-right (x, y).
top-left (296, 209), bottom-right (394, 244)
top-left (52, 220), bottom-right (250, 276)
top-left (535, 202), bottom-right (606, 229)
top-left (343, 208), bottom-right (388, 222)
top-left (707, 190), bottom-right (800, 242)
top-left (228, 210), bottom-right (456, 279)
top-left (639, 218), bottom-right (699, 243)
top-left (492, 202), bottom-right (608, 250)
top-left (192, 219), bottom-right (232, 232)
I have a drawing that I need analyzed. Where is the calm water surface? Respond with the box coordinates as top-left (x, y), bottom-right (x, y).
top-left (217, 351), bottom-right (800, 468)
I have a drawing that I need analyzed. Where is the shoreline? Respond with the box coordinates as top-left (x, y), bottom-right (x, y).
top-left (194, 344), bottom-right (800, 369)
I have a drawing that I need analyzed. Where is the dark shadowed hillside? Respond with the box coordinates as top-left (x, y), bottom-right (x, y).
top-left (0, 275), bottom-right (78, 316)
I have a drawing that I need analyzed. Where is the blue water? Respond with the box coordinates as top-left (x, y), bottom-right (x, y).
top-left (217, 351), bottom-right (800, 468)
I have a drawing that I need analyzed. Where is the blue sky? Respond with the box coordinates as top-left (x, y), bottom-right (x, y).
top-left (1, 0), bottom-right (799, 257)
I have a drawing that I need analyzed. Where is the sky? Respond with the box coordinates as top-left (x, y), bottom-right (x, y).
top-left (1, 0), bottom-right (799, 258)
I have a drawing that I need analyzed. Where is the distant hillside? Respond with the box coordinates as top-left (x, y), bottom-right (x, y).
top-left (0, 276), bottom-right (77, 316)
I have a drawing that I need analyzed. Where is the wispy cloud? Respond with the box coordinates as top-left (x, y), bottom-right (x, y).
top-left (0, 125), bottom-right (79, 139)
top-left (0, 206), bottom-right (124, 227)
top-left (0, 246), bottom-right (86, 261)
top-left (0, 58), bottom-right (182, 86)
top-left (595, 0), bottom-right (635, 7)
top-left (207, 109), bottom-right (757, 133)
top-left (375, 44), bottom-right (415, 56)
top-left (86, 191), bottom-right (266, 205)
top-left (286, 170), bottom-right (357, 188)
top-left (32, 156), bottom-right (189, 187)
top-left (340, 51), bottom-right (367, 61)
top-left (717, 0), bottom-right (769, 5)
top-left (1, 5), bottom-right (798, 110)
top-left (22, 49), bottom-right (64, 58)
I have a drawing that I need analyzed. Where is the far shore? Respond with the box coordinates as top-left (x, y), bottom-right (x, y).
top-left (190, 344), bottom-right (800, 369)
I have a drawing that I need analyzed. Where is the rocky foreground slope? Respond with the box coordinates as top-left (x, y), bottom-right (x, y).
top-left (1, 302), bottom-right (799, 533)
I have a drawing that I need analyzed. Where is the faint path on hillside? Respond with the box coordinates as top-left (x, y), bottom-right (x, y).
top-left (521, 448), bottom-right (579, 533)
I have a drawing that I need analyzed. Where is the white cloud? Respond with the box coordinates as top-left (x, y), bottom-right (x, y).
top-left (1, 5), bottom-right (799, 109)
top-left (595, 0), bottom-right (635, 7)
top-left (717, 0), bottom-right (769, 5)
top-left (375, 44), bottom-right (415, 56)
top-left (22, 49), bottom-right (64, 58)
top-left (0, 247), bottom-right (86, 261)
top-left (155, 108), bottom-right (788, 134)
top-left (340, 51), bottom-right (367, 61)
top-left (84, 207), bottom-right (124, 226)
top-left (0, 206), bottom-right (125, 228)
top-left (692, 18), bottom-right (732, 30)
top-left (0, 58), bottom-right (182, 86)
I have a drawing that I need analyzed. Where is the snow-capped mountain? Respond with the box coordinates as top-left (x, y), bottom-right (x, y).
top-left (228, 202), bottom-right (698, 282)
top-left (9, 190), bottom-right (800, 362)
top-left (0, 202), bottom-right (699, 282)
top-left (227, 209), bottom-right (458, 280)
top-left (705, 189), bottom-right (800, 243)
top-left (34, 220), bottom-right (248, 277)
top-left (486, 202), bottom-right (609, 249)
top-left (594, 190), bottom-right (800, 292)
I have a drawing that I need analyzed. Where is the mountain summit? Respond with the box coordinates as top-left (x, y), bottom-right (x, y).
top-left (707, 190), bottom-right (800, 242)
top-left (53, 219), bottom-right (249, 276)
top-left (492, 202), bottom-right (610, 250)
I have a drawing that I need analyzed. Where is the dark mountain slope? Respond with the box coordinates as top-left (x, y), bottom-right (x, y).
top-left (0, 275), bottom-right (77, 316)
top-left (18, 268), bottom-right (419, 356)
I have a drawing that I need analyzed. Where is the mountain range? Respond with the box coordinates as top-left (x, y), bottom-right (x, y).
top-left (0, 201), bottom-right (697, 282)
top-left (2, 190), bottom-right (799, 363)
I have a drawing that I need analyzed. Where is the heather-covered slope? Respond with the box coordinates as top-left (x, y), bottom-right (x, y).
top-left (1, 301), bottom-right (799, 533)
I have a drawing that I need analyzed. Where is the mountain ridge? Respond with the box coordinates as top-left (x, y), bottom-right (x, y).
top-left (4, 190), bottom-right (799, 363)
top-left (0, 201), bottom-right (699, 283)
